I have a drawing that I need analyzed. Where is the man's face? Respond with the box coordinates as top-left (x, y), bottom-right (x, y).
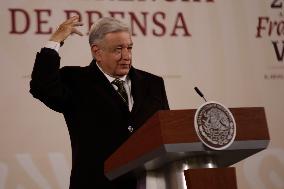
top-left (93, 31), bottom-right (133, 78)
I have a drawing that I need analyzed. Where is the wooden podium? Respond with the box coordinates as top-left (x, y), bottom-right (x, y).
top-left (104, 107), bottom-right (270, 189)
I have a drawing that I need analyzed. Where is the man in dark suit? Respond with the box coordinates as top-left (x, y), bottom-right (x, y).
top-left (30, 16), bottom-right (169, 188)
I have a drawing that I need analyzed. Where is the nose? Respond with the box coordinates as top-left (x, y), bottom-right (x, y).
top-left (121, 48), bottom-right (131, 61)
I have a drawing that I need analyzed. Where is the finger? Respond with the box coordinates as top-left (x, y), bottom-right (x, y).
top-left (72, 28), bottom-right (84, 36)
top-left (72, 22), bottom-right (84, 27)
top-left (65, 16), bottom-right (80, 24)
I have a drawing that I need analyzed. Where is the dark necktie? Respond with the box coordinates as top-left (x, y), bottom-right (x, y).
top-left (112, 79), bottom-right (129, 105)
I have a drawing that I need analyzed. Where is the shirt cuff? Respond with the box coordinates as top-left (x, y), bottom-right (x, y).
top-left (44, 41), bottom-right (61, 52)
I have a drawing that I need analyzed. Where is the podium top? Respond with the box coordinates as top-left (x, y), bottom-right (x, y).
top-left (105, 107), bottom-right (270, 180)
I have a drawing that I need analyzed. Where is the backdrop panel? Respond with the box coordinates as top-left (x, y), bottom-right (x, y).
top-left (0, 0), bottom-right (283, 188)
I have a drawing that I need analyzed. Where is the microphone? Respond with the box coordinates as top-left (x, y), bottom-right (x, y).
top-left (194, 87), bottom-right (207, 102)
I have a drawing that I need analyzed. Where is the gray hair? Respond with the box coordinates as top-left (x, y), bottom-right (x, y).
top-left (89, 17), bottom-right (130, 46)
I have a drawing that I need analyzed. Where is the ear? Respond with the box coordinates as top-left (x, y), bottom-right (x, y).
top-left (91, 45), bottom-right (102, 61)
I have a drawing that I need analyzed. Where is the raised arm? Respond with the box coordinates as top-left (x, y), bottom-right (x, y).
top-left (30, 16), bottom-right (83, 113)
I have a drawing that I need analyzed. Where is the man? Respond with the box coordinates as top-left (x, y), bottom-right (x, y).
top-left (30, 16), bottom-right (169, 188)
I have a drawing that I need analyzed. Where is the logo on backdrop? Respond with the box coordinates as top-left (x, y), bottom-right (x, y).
top-left (194, 101), bottom-right (236, 150)
top-left (255, 0), bottom-right (284, 80)
top-left (256, 0), bottom-right (284, 63)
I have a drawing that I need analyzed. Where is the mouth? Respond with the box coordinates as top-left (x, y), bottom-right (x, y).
top-left (119, 64), bottom-right (131, 68)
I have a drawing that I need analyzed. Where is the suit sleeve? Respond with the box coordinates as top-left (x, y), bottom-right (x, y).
top-left (30, 48), bottom-right (71, 113)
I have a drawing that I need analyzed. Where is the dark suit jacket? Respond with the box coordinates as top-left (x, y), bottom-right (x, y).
top-left (30, 48), bottom-right (169, 189)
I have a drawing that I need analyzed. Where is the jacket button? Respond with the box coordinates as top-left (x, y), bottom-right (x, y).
top-left (128, 126), bottom-right (134, 133)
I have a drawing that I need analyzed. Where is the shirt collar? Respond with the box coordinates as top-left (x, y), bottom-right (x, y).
top-left (96, 62), bottom-right (127, 83)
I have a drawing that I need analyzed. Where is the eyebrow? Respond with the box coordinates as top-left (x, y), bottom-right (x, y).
top-left (116, 43), bottom-right (133, 47)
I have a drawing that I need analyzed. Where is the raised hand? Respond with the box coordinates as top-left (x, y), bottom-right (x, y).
top-left (49, 16), bottom-right (84, 43)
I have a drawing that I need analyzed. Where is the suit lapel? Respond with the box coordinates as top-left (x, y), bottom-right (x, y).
top-left (129, 67), bottom-right (147, 115)
top-left (87, 60), bottom-right (129, 113)
top-left (87, 61), bottom-right (148, 115)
